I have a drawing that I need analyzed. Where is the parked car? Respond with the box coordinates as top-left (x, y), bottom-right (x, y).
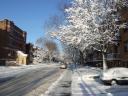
top-left (100, 67), bottom-right (128, 85)
top-left (60, 64), bottom-right (67, 69)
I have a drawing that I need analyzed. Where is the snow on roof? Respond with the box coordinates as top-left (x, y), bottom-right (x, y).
top-left (17, 51), bottom-right (27, 56)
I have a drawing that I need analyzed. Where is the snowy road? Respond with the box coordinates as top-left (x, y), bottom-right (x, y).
top-left (44, 69), bottom-right (72, 96)
top-left (0, 64), bottom-right (61, 96)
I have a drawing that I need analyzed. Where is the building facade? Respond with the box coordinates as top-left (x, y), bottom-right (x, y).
top-left (26, 43), bottom-right (34, 64)
top-left (0, 19), bottom-right (27, 65)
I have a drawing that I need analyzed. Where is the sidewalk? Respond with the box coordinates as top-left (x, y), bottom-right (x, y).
top-left (71, 67), bottom-right (128, 96)
top-left (71, 67), bottom-right (103, 96)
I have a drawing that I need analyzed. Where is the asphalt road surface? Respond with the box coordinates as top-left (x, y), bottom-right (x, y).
top-left (46, 69), bottom-right (72, 96)
top-left (0, 65), bottom-right (61, 96)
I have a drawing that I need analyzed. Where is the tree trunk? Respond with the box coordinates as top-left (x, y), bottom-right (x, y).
top-left (102, 52), bottom-right (107, 71)
top-left (49, 55), bottom-right (52, 62)
top-left (49, 51), bottom-right (52, 62)
top-left (79, 51), bottom-right (84, 65)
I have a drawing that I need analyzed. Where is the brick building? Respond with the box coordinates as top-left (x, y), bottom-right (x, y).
top-left (106, 6), bottom-right (128, 68)
top-left (0, 19), bottom-right (27, 65)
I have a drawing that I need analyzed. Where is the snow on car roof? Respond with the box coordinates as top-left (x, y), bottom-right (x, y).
top-left (107, 67), bottom-right (128, 72)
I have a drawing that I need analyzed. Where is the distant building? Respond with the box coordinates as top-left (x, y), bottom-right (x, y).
top-left (0, 19), bottom-right (27, 65)
top-left (26, 43), bottom-right (34, 64)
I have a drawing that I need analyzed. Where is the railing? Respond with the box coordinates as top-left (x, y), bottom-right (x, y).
top-left (86, 53), bottom-right (121, 62)
top-left (86, 57), bottom-right (102, 62)
top-left (93, 57), bottom-right (102, 61)
top-left (107, 53), bottom-right (120, 60)
top-left (115, 36), bottom-right (121, 41)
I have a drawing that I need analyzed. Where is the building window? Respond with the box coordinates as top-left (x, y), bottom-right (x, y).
top-left (124, 40), bottom-right (128, 52)
top-left (123, 28), bottom-right (128, 33)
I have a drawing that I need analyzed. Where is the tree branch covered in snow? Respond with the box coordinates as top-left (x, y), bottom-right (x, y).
top-left (62, 44), bottom-right (80, 64)
top-left (52, 0), bottom-right (120, 52)
top-left (33, 47), bottom-right (49, 64)
top-left (51, 0), bottom-right (127, 70)
top-left (34, 37), bottom-right (59, 63)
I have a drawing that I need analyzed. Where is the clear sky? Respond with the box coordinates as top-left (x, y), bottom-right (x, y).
top-left (0, 0), bottom-right (62, 44)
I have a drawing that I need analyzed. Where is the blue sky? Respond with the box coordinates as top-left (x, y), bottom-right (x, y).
top-left (0, 0), bottom-right (63, 44)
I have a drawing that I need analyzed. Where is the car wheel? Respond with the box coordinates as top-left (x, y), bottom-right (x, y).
top-left (111, 80), bottom-right (117, 86)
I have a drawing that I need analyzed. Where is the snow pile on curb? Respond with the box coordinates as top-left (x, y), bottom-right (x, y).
top-left (41, 70), bottom-right (66, 96)
top-left (82, 74), bottom-right (100, 80)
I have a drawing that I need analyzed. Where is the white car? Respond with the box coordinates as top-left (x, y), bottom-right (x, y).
top-left (60, 64), bottom-right (67, 69)
top-left (100, 67), bottom-right (128, 85)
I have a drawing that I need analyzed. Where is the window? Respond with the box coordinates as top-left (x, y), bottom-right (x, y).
top-left (123, 28), bottom-right (128, 33)
top-left (124, 40), bottom-right (128, 52)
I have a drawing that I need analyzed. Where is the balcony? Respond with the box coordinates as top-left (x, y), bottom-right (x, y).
top-left (113, 32), bottom-right (121, 41)
top-left (114, 36), bottom-right (121, 41)
top-left (86, 57), bottom-right (102, 62)
top-left (92, 57), bottom-right (102, 61)
top-left (107, 53), bottom-right (121, 60)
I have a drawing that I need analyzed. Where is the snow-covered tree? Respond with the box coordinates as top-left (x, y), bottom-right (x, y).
top-left (35, 37), bottom-right (59, 62)
top-left (52, 0), bottom-right (126, 71)
top-left (62, 44), bottom-right (80, 64)
top-left (44, 40), bottom-right (58, 62)
top-left (33, 47), bottom-right (49, 64)
top-left (115, 0), bottom-right (128, 8)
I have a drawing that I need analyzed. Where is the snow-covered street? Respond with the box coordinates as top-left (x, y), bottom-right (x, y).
top-left (72, 67), bottom-right (128, 96)
top-left (0, 63), bottom-right (59, 78)
top-left (0, 63), bottom-right (62, 96)
top-left (1, 64), bottom-right (128, 96)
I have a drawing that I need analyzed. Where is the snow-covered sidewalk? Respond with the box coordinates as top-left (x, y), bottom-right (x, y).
top-left (71, 67), bottom-right (102, 96)
top-left (71, 67), bottom-right (128, 96)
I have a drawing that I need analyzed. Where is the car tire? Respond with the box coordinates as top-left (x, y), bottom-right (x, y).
top-left (111, 80), bottom-right (117, 86)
